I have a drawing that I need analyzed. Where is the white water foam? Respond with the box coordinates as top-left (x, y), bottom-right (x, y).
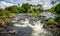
top-left (13, 18), bottom-right (53, 36)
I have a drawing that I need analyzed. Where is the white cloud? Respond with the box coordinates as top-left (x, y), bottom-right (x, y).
top-left (10, 0), bottom-right (13, 3)
top-left (0, 0), bottom-right (59, 9)
top-left (21, 0), bottom-right (59, 9)
top-left (0, 1), bottom-right (14, 9)
top-left (22, 0), bottom-right (53, 9)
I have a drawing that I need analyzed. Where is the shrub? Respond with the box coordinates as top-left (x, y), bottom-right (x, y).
top-left (43, 18), bottom-right (55, 27)
top-left (43, 21), bottom-right (48, 27)
top-left (54, 4), bottom-right (60, 14)
top-left (55, 17), bottom-right (60, 22)
top-left (48, 18), bottom-right (55, 24)
top-left (33, 12), bottom-right (40, 18)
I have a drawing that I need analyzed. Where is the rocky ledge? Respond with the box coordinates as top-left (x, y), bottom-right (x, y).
top-left (44, 22), bottom-right (60, 34)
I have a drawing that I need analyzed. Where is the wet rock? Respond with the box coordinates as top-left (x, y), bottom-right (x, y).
top-left (7, 18), bottom-right (13, 26)
top-left (0, 30), bottom-right (19, 34)
top-left (8, 30), bottom-right (18, 34)
top-left (0, 20), bottom-right (6, 27)
top-left (54, 22), bottom-right (60, 27)
top-left (15, 17), bottom-right (20, 21)
top-left (0, 27), bottom-right (4, 31)
top-left (44, 22), bottom-right (60, 33)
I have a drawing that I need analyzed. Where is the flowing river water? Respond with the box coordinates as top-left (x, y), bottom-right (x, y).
top-left (0, 13), bottom-right (59, 36)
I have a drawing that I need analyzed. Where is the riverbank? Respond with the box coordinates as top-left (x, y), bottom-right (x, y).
top-left (0, 12), bottom-right (60, 36)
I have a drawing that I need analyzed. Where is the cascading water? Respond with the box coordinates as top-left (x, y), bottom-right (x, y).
top-left (9, 14), bottom-right (53, 36)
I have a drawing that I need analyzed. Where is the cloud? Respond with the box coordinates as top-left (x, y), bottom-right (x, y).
top-left (0, 0), bottom-right (59, 9)
top-left (22, 0), bottom-right (53, 9)
top-left (22, 0), bottom-right (59, 9)
top-left (43, 3), bottom-right (53, 9)
top-left (0, 1), bottom-right (14, 9)
top-left (10, 0), bottom-right (13, 3)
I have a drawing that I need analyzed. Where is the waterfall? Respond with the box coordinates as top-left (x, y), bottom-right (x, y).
top-left (11, 14), bottom-right (53, 36)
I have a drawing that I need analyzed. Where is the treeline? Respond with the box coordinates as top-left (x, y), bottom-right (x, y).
top-left (45, 3), bottom-right (60, 14)
top-left (5, 3), bottom-right (43, 13)
top-left (0, 3), bottom-right (60, 18)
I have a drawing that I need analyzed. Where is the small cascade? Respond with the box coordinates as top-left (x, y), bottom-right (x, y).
top-left (10, 14), bottom-right (53, 36)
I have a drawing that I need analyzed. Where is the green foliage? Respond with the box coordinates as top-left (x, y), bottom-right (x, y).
top-left (20, 3), bottom-right (31, 13)
top-left (43, 21), bottom-right (48, 27)
top-left (4, 3), bottom-right (43, 13)
top-left (44, 4), bottom-right (60, 14)
top-left (45, 7), bottom-right (57, 14)
top-left (38, 8), bottom-right (44, 12)
top-left (55, 16), bottom-right (60, 22)
top-left (6, 5), bottom-right (19, 13)
top-left (54, 4), bottom-right (60, 14)
top-left (28, 8), bottom-right (34, 13)
top-left (43, 18), bottom-right (55, 27)
top-left (44, 18), bottom-right (55, 27)
top-left (0, 10), bottom-right (15, 24)
top-left (48, 18), bottom-right (55, 24)
top-left (33, 12), bottom-right (40, 18)
top-left (0, 10), bottom-right (11, 18)
top-left (33, 8), bottom-right (38, 12)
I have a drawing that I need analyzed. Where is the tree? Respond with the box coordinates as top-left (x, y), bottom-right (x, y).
top-left (21, 3), bottom-right (31, 13)
top-left (0, 10), bottom-right (11, 18)
top-left (54, 4), bottom-right (60, 14)
top-left (37, 4), bottom-right (42, 8)
top-left (55, 16), bottom-right (60, 22)
top-left (6, 5), bottom-right (19, 13)
top-left (51, 0), bottom-right (57, 5)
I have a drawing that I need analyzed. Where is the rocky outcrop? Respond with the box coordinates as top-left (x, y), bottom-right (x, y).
top-left (0, 19), bottom-right (6, 28)
top-left (0, 18), bottom-right (13, 33)
top-left (44, 22), bottom-right (60, 33)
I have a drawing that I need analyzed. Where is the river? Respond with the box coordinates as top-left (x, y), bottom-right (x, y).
top-left (0, 12), bottom-right (59, 36)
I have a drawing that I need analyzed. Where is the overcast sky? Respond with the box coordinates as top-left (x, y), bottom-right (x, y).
top-left (0, 0), bottom-right (60, 9)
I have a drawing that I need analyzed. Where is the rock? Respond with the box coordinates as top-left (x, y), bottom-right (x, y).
top-left (54, 22), bottom-right (60, 27)
top-left (8, 30), bottom-right (18, 34)
top-left (7, 18), bottom-right (13, 26)
top-left (0, 30), bottom-right (19, 34)
top-left (1, 21), bottom-right (6, 27)
top-left (0, 20), bottom-right (6, 27)
top-left (15, 17), bottom-right (20, 21)
top-left (44, 22), bottom-right (60, 33)
top-left (0, 27), bottom-right (4, 31)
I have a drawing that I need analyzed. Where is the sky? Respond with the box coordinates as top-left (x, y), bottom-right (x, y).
top-left (0, 0), bottom-right (60, 9)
